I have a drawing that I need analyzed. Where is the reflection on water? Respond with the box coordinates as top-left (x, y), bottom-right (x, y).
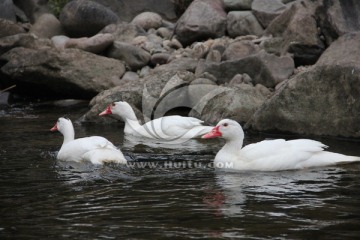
top-left (1, 102), bottom-right (360, 239)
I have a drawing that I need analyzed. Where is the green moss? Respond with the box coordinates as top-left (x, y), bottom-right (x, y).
top-left (48, 0), bottom-right (71, 17)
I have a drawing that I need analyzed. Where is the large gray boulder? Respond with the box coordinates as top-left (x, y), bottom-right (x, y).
top-left (246, 32), bottom-right (360, 138)
top-left (196, 50), bottom-right (294, 88)
top-left (175, 0), bottom-right (227, 46)
top-left (316, 0), bottom-right (360, 46)
top-left (265, 0), bottom-right (325, 66)
top-left (0, 47), bottom-right (126, 98)
top-left (59, 0), bottom-right (119, 37)
top-left (190, 83), bottom-right (272, 125)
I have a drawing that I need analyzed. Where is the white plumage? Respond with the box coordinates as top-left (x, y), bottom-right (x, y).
top-left (99, 101), bottom-right (213, 140)
top-left (51, 117), bottom-right (126, 165)
top-left (202, 119), bottom-right (360, 171)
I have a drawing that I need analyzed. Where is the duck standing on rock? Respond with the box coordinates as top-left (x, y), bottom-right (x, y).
top-left (99, 101), bottom-right (213, 141)
top-left (202, 119), bottom-right (360, 171)
top-left (50, 117), bottom-right (127, 165)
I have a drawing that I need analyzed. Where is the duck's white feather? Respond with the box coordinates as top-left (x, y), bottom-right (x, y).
top-left (206, 119), bottom-right (360, 171)
top-left (52, 118), bottom-right (126, 165)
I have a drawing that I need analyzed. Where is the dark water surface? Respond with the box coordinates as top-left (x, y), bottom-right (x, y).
top-left (1, 102), bottom-right (360, 239)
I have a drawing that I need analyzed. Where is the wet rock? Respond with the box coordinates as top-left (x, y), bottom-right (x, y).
top-left (246, 32), bottom-right (360, 138)
top-left (175, 0), bottom-right (227, 46)
top-left (131, 12), bottom-right (163, 30)
top-left (29, 13), bottom-right (64, 39)
top-left (227, 11), bottom-right (264, 37)
top-left (65, 33), bottom-right (114, 54)
top-left (59, 0), bottom-right (119, 37)
top-left (106, 41), bottom-right (151, 71)
top-left (0, 47), bottom-right (125, 98)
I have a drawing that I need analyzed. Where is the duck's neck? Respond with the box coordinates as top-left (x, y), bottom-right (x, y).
top-left (121, 107), bottom-right (142, 135)
top-left (222, 136), bottom-right (244, 155)
top-left (62, 125), bottom-right (75, 145)
top-left (221, 129), bottom-right (245, 155)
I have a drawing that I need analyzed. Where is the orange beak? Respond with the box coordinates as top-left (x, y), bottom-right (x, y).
top-left (202, 126), bottom-right (222, 139)
top-left (99, 105), bottom-right (112, 116)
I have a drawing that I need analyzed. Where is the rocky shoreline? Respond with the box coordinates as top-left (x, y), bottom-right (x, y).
top-left (1, 0), bottom-right (360, 138)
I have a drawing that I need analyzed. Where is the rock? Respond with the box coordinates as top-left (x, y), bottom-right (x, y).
top-left (0, 19), bottom-right (26, 38)
top-left (142, 70), bottom-right (196, 119)
top-left (316, 0), bottom-right (360, 46)
top-left (265, 1), bottom-right (325, 66)
top-left (0, 33), bottom-right (51, 55)
top-left (154, 57), bottom-right (199, 73)
top-left (106, 41), bottom-right (151, 71)
top-left (0, 0), bottom-right (16, 22)
top-left (131, 12), bottom-right (163, 30)
top-left (224, 0), bottom-right (254, 10)
top-left (101, 22), bottom-right (147, 43)
top-left (80, 77), bottom-right (146, 123)
top-left (206, 49), bottom-right (222, 62)
top-left (14, 0), bottom-right (50, 23)
top-left (151, 53), bottom-right (170, 66)
top-left (222, 40), bottom-right (259, 61)
top-left (156, 27), bottom-right (172, 39)
top-left (246, 32), bottom-right (360, 138)
top-left (0, 47), bottom-right (126, 98)
top-left (92, 0), bottom-right (177, 22)
top-left (175, 0), bottom-right (227, 46)
top-left (121, 71), bottom-right (139, 82)
top-left (189, 83), bottom-right (272, 125)
top-left (196, 50), bottom-right (294, 87)
top-left (251, 0), bottom-right (287, 28)
top-left (227, 11), bottom-right (264, 37)
top-left (51, 35), bottom-right (70, 50)
top-left (64, 33), bottom-right (114, 54)
top-left (0, 92), bottom-right (11, 105)
top-left (29, 13), bottom-right (64, 39)
top-left (59, 0), bottom-right (119, 37)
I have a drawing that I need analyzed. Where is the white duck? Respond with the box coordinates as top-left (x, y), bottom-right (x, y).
top-left (99, 101), bottom-right (213, 140)
top-left (202, 119), bottom-right (360, 171)
top-left (50, 117), bottom-right (127, 165)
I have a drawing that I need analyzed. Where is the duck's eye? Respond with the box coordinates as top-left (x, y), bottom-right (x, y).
top-left (111, 102), bottom-right (116, 107)
top-left (223, 123), bottom-right (228, 127)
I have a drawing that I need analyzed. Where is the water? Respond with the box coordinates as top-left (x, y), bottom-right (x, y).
top-left (1, 101), bottom-right (360, 239)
